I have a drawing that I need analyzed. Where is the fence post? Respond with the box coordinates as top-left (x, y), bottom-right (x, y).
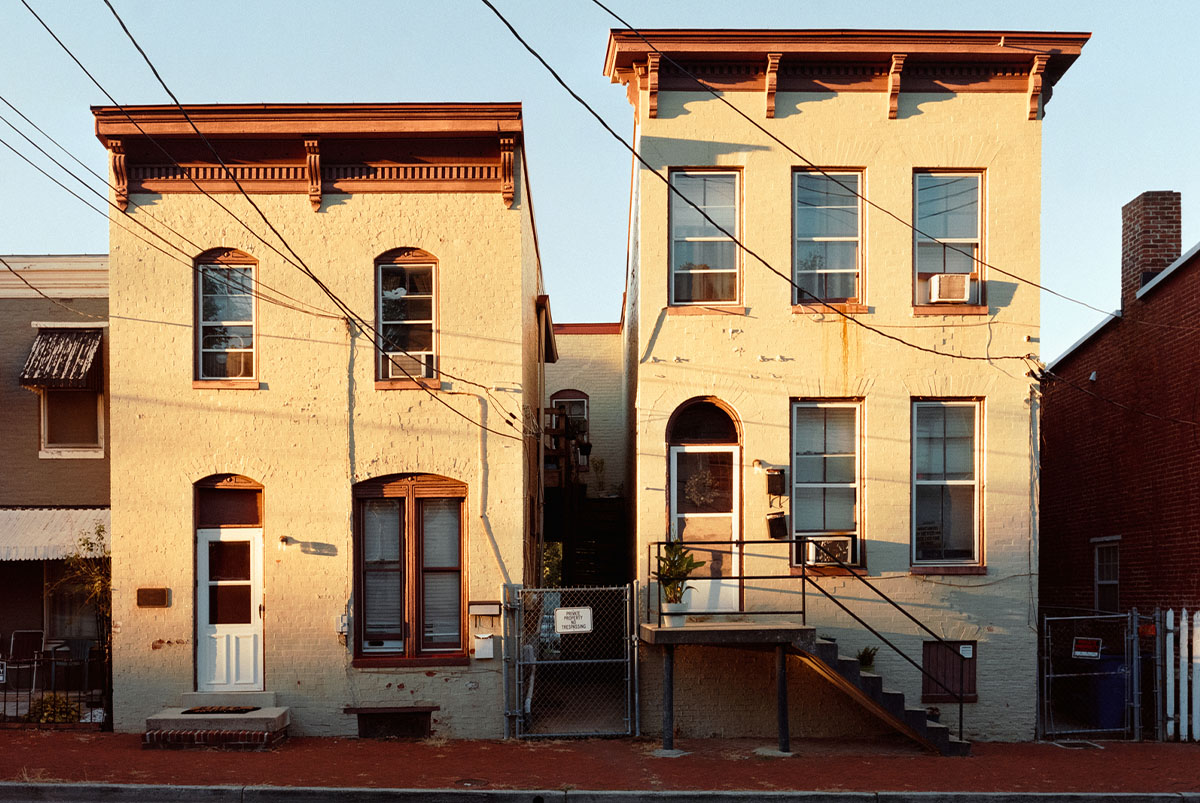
top-left (1130, 608), bottom-right (1141, 741)
top-left (1167, 609), bottom-right (1176, 740)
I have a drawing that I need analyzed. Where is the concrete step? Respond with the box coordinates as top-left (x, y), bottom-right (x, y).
top-left (811, 639), bottom-right (838, 665)
top-left (879, 689), bottom-right (906, 719)
top-left (857, 670), bottom-right (882, 698)
top-left (902, 707), bottom-right (929, 737)
top-left (924, 720), bottom-right (951, 752)
top-left (147, 705), bottom-right (289, 733)
top-left (946, 737), bottom-right (972, 757)
top-left (835, 656), bottom-right (861, 685)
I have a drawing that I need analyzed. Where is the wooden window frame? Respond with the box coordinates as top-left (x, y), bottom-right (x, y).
top-left (39, 388), bottom-right (104, 459)
top-left (912, 171), bottom-right (986, 311)
top-left (922, 640), bottom-right (978, 704)
top-left (792, 170), bottom-right (864, 307)
top-left (790, 399), bottom-right (862, 568)
top-left (911, 399), bottom-right (983, 567)
top-left (668, 169), bottom-right (742, 307)
top-left (375, 248), bottom-right (439, 388)
top-left (352, 474), bottom-right (468, 666)
top-left (1094, 540), bottom-right (1120, 613)
top-left (195, 249), bottom-right (258, 386)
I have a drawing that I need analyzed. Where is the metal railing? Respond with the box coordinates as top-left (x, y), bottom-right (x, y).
top-left (0, 652), bottom-right (108, 727)
top-left (650, 537), bottom-right (969, 741)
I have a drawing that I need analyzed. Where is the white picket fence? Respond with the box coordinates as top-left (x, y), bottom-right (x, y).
top-left (1164, 608), bottom-right (1200, 740)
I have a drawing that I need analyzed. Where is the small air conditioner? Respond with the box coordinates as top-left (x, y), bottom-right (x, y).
top-left (386, 353), bottom-right (432, 379)
top-left (806, 536), bottom-right (854, 566)
top-left (929, 273), bottom-right (972, 303)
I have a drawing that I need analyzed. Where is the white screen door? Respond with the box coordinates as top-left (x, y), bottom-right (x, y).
top-left (196, 528), bottom-right (263, 691)
top-left (669, 445), bottom-right (740, 612)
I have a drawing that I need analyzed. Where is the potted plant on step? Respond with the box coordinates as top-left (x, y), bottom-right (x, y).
top-left (652, 541), bottom-right (705, 627)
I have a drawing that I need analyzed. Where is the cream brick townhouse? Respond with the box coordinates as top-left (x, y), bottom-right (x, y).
top-left (93, 104), bottom-right (555, 739)
top-left (601, 29), bottom-right (1088, 742)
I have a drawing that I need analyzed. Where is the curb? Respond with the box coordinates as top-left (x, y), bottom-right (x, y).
top-left (1, 785), bottom-right (1198, 803)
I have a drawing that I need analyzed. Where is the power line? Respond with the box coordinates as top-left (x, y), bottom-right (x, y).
top-left (91, 0), bottom-right (530, 441)
top-left (479, 0), bottom-right (1031, 365)
top-left (1036, 367), bottom-right (1199, 429)
top-left (0, 255), bottom-right (105, 319)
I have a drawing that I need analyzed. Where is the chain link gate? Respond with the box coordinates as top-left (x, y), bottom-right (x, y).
top-left (1041, 611), bottom-right (1158, 740)
top-left (503, 584), bottom-right (637, 738)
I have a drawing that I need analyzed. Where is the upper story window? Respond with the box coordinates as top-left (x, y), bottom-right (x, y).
top-left (912, 400), bottom-right (980, 565)
top-left (376, 249), bottom-right (437, 381)
top-left (550, 389), bottom-right (590, 471)
top-left (792, 401), bottom-right (861, 566)
top-left (794, 172), bottom-right (862, 304)
top-left (669, 170), bottom-right (739, 305)
top-left (19, 326), bottom-right (105, 459)
top-left (914, 173), bottom-right (982, 306)
top-left (196, 250), bottom-right (256, 381)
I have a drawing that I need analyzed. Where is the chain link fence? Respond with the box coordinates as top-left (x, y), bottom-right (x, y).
top-left (1041, 610), bottom-right (1158, 740)
top-left (504, 584), bottom-right (636, 738)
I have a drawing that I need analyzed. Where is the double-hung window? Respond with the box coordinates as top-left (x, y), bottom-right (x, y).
top-left (1094, 541), bottom-right (1119, 612)
top-left (794, 172), bottom-right (862, 304)
top-left (914, 172), bottom-right (982, 305)
top-left (377, 254), bottom-right (436, 380)
top-left (354, 474), bottom-right (466, 662)
top-left (792, 401), bottom-right (860, 566)
top-left (669, 170), bottom-right (739, 305)
top-left (197, 252), bottom-right (256, 380)
top-left (912, 400), bottom-right (980, 564)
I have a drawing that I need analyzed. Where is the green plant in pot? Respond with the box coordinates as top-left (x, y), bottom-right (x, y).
top-left (652, 541), bottom-right (705, 626)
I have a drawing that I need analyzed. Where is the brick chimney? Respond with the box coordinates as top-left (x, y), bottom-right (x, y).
top-left (1121, 191), bottom-right (1181, 310)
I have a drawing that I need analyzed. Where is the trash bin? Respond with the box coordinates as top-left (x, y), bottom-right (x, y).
top-left (1092, 654), bottom-right (1127, 730)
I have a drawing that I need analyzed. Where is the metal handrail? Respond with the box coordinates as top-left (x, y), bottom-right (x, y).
top-left (650, 537), bottom-right (968, 741)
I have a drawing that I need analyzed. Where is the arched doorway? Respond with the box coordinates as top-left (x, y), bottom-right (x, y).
top-left (665, 398), bottom-right (741, 613)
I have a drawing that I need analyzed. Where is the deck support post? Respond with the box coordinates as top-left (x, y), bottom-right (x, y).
top-left (776, 644), bottom-right (790, 753)
top-left (662, 643), bottom-right (675, 750)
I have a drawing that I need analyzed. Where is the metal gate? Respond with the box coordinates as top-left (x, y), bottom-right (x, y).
top-left (1041, 610), bottom-right (1158, 740)
top-left (503, 584), bottom-right (637, 738)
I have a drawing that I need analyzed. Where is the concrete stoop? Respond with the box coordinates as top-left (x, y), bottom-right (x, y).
top-left (143, 691), bottom-right (289, 750)
top-left (795, 638), bottom-right (970, 757)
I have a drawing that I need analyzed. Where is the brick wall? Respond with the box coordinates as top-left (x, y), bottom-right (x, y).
top-left (1121, 191), bottom-right (1182, 311)
top-left (1042, 193), bottom-right (1200, 614)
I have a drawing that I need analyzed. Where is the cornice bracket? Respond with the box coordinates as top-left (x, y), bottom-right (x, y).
top-left (887, 54), bottom-right (907, 119)
top-left (305, 139), bottom-right (321, 211)
top-left (765, 53), bottom-right (782, 119)
top-left (500, 136), bottom-right (515, 209)
top-left (1027, 55), bottom-right (1049, 121)
top-left (646, 53), bottom-right (661, 119)
top-left (110, 139), bottom-right (128, 212)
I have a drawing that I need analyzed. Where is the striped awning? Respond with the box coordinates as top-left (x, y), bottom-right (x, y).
top-left (0, 508), bottom-right (109, 561)
top-left (20, 329), bottom-right (102, 390)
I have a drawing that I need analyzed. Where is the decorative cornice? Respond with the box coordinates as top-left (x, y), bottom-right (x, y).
top-left (765, 53), bottom-right (781, 118)
top-left (0, 255), bottom-right (108, 298)
top-left (1027, 55), bottom-right (1049, 121)
top-left (110, 139), bottom-right (128, 212)
top-left (499, 136), bottom-right (515, 209)
top-left (305, 139), bottom-right (321, 211)
top-left (646, 53), bottom-right (661, 118)
top-left (888, 54), bottom-right (907, 119)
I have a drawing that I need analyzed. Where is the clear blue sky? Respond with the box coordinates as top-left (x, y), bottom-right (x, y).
top-left (1, 0), bottom-right (1196, 362)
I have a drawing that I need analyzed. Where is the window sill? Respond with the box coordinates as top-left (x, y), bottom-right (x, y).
top-left (375, 377), bottom-right (441, 391)
top-left (790, 565), bottom-right (866, 577)
top-left (922, 693), bottom-right (978, 704)
top-left (665, 305), bottom-right (746, 316)
top-left (911, 305), bottom-right (989, 316)
top-left (910, 565), bottom-right (987, 576)
top-left (39, 448), bottom-right (104, 460)
top-left (792, 302), bottom-right (869, 315)
top-left (352, 654), bottom-right (470, 668)
top-left (193, 379), bottom-right (260, 390)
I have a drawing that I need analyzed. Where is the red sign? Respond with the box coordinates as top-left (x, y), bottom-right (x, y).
top-left (1072, 637), bottom-right (1103, 659)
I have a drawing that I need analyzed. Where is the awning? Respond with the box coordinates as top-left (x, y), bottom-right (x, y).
top-left (20, 329), bottom-right (102, 390)
top-left (0, 508), bottom-right (109, 561)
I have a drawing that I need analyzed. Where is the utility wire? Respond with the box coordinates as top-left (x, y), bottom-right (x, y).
top-left (0, 255), bottom-right (105, 319)
top-left (479, 0), bottom-right (1031, 364)
top-left (96, 0), bottom-right (531, 440)
top-left (1036, 367), bottom-right (1199, 428)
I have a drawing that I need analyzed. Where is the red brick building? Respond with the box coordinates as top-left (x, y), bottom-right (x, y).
top-left (1040, 191), bottom-right (1200, 614)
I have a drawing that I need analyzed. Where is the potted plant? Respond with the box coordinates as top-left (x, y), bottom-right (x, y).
top-left (652, 541), bottom-right (705, 627)
top-left (856, 646), bottom-right (879, 673)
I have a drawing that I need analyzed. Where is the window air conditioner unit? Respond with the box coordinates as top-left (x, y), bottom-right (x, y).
top-left (929, 273), bottom-right (972, 303)
top-left (806, 536), bottom-right (854, 566)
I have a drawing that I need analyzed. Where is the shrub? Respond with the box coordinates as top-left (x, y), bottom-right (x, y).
top-left (26, 694), bottom-right (82, 724)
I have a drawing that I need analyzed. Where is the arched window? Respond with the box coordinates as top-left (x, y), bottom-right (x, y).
top-left (195, 249), bottom-right (256, 382)
top-left (376, 248), bottom-right (437, 382)
top-left (665, 398), bottom-right (740, 612)
top-left (353, 473), bottom-right (466, 662)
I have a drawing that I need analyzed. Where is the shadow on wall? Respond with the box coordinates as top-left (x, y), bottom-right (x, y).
top-left (637, 135), bottom-right (769, 169)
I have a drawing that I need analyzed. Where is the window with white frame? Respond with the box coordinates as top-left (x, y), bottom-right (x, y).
top-left (1094, 541), bottom-right (1119, 612)
top-left (914, 173), bottom-right (982, 305)
top-left (669, 170), bottom-right (739, 305)
top-left (377, 257), bottom-right (436, 380)
top-left (792, 401), bottom-right (860, 566)
top-left (41, 389), bottom-right (103, 455)
top-left (794, 172), bottom-right (862, 304)
top-left (912, 400), bottom-right (980, 564)
top-left (197, 257), bottom-right (255, 380)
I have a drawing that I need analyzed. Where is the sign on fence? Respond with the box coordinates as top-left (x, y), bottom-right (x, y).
top-left (554, 606), bottom-right (593, 634)
top-left (1072, 637), bottom-right (1102, 659)
top-left (0, 661), bottom-right (5, 684)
